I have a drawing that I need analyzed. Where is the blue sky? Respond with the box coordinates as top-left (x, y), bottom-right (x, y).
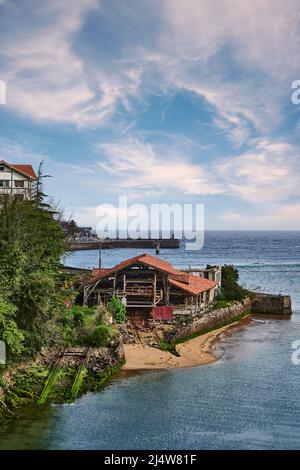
top-left (0, 0), bottom-right (300, 229)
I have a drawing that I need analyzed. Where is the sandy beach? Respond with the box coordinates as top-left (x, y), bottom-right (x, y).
top-left (123, 317), bottom-right (251, 370)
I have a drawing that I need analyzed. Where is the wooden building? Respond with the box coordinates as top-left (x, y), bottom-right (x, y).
top-left (83, 253), bottom-right (217, 319)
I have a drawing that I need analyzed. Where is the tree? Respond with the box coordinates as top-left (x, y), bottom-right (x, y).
top-left (32, 160), bottom-right (52, 209)
top-left (0, 196), bottom-right (66, 355)
top-left (220, 265), bottom-right (249, 301)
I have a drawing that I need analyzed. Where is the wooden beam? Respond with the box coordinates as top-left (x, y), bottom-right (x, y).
top-left (153, 272), bottom-right (157, 306)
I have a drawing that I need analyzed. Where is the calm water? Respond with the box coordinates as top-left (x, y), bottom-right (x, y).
top-left (1, 231), bottom-right (300, 449)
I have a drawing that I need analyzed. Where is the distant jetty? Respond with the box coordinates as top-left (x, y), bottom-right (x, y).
top-left (67, 238), bottom-right (180, 251)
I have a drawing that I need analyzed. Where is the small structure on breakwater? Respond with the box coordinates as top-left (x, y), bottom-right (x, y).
top-left (251, 292), bottom-right (292, 315)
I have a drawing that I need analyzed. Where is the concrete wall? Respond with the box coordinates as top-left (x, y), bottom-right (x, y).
top-left (251, 293), bottom-right (292, 315)
top-left (165, 298), bottom-right (251, 343)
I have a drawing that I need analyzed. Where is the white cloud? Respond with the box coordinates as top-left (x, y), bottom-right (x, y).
top-left (127, 0), bottom-right (300, 145)
top-left (219, 202), bottom-right (300, 230)
top-left (94, 137), bottom-right (221, 196)
top-left (0, 138), bottom-right (46, 164)
top-left (220, 213), bottom-right (241, 221)
top-left (1, 0), bottom-right (299, 139)
top-left (0, 0), bottom-right (144, 127)
top-left (217, 140), bottom-right (300, 203)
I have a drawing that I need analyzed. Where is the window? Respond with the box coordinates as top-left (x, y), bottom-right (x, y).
top-left (0, 166), bottom-right (4, 171)
top-left (14, 180), bottom-right (24, 188)
top-left (0, 180), bottom-right (9, 187)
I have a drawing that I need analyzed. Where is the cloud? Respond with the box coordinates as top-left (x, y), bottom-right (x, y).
top-left (217, 140), bottom-right (300, 203)
top-left (0, 0), bottom-right (144, 127)
top-left (129, 0), bottom-right (300, 145)
top-left (94, 137), bottom-right (221, 196)
top-left (219, 202), bottom-right (300, 230)
top-left (220, 213), bottom-right (241, 221)
top-left (1, 1), bottom-right (300, 229)
top-left (0, 137), bottom-right (46, 163)
top-left (1, 0), bottom-right (299, 140)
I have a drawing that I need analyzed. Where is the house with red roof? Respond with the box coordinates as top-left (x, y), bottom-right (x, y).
top-left (0, 160), bottom-right (37, 201)
top-left (84, 253), bottom-right (218, 319)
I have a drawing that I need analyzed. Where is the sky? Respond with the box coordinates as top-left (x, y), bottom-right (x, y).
top-left (0, 0), bottom-right (300, 230)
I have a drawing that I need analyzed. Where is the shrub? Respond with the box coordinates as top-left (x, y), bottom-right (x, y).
top-left (220, 265), bottom-right (249, 301)
top-left (71, 305), bottom-right (92, 328)
top-left (0, 297), bottom-right (24, 358)
top-left (108, 296), bottom-right (126, 324)
top-left (83, 324), bottom-right (115, 347)
top-left (62, 325), bottom-right (78, 346)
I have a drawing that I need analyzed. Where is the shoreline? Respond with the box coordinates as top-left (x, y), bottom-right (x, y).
top-left (123, 315), bottom-right (251, 370)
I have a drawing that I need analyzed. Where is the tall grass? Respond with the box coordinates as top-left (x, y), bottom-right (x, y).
top-left (69, 365), bottom-right (88, 401)
top-left (37, 367), bottom-right (62, 405)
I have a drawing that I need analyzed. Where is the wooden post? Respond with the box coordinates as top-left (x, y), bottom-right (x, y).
top-left (153, 272), bottom-right (157, 306)
top-left (163, 274), bottom-right (170, 305)
top-left (113, 273), bottom-right (117, 296)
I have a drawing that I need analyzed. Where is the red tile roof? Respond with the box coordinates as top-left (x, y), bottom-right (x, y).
top-left (169, 276), bottom-right (216, 295)
top-left (91, 268), bottom-right (110, 278)
top-left (11, 164), bottom-right (37, 179)
top-left (0, 160), bottom-right (37, 179)
top-left (87, 253), bottom-right (217, 295)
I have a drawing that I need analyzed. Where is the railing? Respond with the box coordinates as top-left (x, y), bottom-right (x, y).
top-left (0, 188), bottom-right (29, 196)
top-left (125, 286), bottom-right (153, 296)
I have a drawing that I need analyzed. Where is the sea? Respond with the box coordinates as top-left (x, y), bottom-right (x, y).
top-left (0, 231), bottom-right (299, 450)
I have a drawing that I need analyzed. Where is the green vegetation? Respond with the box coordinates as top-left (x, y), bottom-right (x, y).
top-left (37, 366), bottom-right (62, 405)
top-left (217, 265), bottom-right (250, 301)
top-left (59, 304), bottom-right (115, 347)
top-left (158, 341), bottom-right (180, 357)
top-left (0, 195), bottom-right (116, 358)
top-left (213, 299), bottom-right (234, 309)
top-left (0, 298), bottom-right (24, 357)
top-left (0, 193), bottom-right (119, 416)
top-left (0, 196), bottom-right (66, 358)
top-left (108, 296), bottom-right (126, 323)
top-left (69, 365), bottom-right (88, 401)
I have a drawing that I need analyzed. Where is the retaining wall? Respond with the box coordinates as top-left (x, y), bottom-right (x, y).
top-left (165, 298), bottom-right (251, 343)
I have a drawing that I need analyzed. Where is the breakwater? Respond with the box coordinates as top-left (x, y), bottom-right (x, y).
top-left (251, 292), bottom-right (292, 315)
top-left (67, 238), bottom-right (180, 251)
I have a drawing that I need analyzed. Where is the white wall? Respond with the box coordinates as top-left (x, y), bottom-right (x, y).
top-left (0, 167), bottom-right (30, 187)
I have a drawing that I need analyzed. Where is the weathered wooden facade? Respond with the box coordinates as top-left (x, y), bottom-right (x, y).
top-left (83, 254), bottom-right (217, 319)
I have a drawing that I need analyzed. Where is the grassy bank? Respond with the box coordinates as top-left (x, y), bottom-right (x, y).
top-left (0, 356), bottom-right (125, 420)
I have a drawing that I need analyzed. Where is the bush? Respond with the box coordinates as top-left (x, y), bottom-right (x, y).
top-left (70, 305), bottom-right (93, 328)
top-left (108, 296), bottom-right (126, 324)
top-left (0, 297), bottom-right (24, 358)
top-left (213, 299), bottom-right (233, 309)
top-left (220, 265), bottom-right (249, 301)
top-left (62, 325), bottom-right (78, 346)
top-left (82, 324), bottom-right (115, 347)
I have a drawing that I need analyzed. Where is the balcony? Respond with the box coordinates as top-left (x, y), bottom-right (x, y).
top-left (0, 187), bottom-right (30, 199)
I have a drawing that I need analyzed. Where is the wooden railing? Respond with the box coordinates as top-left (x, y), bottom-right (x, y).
top-left (125, 286), bottom-right (153, 296)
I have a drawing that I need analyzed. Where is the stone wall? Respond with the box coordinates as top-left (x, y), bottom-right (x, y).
top-left (251, 293), bottom-right (292, 315)
top-left (165, 298), bottom-right (251, 343)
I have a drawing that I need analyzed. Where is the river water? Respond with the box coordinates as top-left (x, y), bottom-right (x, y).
top-left (1, 231), bottom-right (300, 449)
